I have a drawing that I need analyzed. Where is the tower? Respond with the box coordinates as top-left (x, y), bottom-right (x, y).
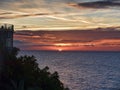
top-left (0, 24), bottom-right (14, 79)
top-left (0, 24), bottom-right (14, 53)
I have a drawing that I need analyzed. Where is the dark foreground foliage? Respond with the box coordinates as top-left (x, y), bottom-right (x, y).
top-left (0, 47), bottom-right (69, 90)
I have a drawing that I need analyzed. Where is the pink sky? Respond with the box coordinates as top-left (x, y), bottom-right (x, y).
top-left (14, 29), bottom-right (120, 51)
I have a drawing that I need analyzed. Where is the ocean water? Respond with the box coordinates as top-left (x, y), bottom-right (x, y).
top-left (19, 51), bottom-right (120, 90)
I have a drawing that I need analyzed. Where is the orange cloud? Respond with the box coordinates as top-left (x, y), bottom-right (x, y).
top-left (14, 29), bottom-right (120, 51)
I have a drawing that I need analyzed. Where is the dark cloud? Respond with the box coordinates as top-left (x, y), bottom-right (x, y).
top-left (69, 0), bottom-right (120, 9)
top-left (15, 26), bottom-right (120, 43)
top-left (14, 27), bottom-right (120, 50)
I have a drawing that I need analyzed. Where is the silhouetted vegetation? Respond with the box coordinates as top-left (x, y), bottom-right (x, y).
top-left (0, 47), bottom-right (69, 90)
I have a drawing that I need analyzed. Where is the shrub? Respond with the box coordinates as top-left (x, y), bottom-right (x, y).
top-left (0, 47), bottom-right (69, 90)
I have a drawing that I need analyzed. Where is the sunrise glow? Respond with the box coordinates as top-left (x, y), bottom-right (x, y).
top-left (14, 29), bottom-right (120, 51)
top-left (58, 48), bottom-right (63, 52)
top-left (54, 43), bottom-right (72, 47)
top-left (0, 0), bottom-right (119, 51)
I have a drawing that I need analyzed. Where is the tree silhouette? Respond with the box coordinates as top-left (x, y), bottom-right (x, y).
top-left (0, 47), bottom-right (69, 90)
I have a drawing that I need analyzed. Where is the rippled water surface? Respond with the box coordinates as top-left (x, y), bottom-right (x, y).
top-left (19, 51), bottom-right (120, 90)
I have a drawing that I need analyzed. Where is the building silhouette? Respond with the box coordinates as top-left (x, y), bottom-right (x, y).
top-left (0, 24), bottom-right (14, 53)
top-left (0, 24), bottom-right (14, 76)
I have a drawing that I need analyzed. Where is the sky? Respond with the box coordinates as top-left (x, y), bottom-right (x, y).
top-left (0, 0), bottom-right (120, 51)
top-left (14, 29), bottom-right (120, 51)
top-left (0, 0), bottom-right (120, 30)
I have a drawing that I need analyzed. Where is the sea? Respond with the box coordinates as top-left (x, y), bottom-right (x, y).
top-left (19, 51), bottom-right (120, 90)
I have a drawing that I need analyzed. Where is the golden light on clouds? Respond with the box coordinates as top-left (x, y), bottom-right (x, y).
top-left (54, 43), bottom-right (72, 47)
top-left (1, 0), bottom-right (120, 51)
top-left (14, 30), bottom-right (120, 51)
top-left (0, 0), bottom-right (120, 30)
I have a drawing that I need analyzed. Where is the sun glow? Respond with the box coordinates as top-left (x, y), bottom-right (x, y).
top-left (54, 43), bottom-right (72, 46)
top-left (58, 48), bottom-right (63, 52)
top-left (54, 43), bottom-right (72, 51)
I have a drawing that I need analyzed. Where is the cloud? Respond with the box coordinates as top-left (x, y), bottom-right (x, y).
top-left (15, 26), bottom-right (120, 44)
top-left (0, 12), bottom-right (13, 15)
top-left (96, 39), bottom-right (120, 46)
top-left (69, 0), bottom-right (120, 9)
top-left (0, 12), bottom-right (57, 19)
top-left (0, 0), bottom-right (66, 12)
top-left (0, 0), bottom-right (120, 30)
top-left (0, 0), bottom-right (71, 20)
top-left (14, 27), bottom-right (120, 51)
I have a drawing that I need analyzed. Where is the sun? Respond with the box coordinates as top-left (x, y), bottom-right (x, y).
top-left (58, 48), bottom-right (63, 52)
